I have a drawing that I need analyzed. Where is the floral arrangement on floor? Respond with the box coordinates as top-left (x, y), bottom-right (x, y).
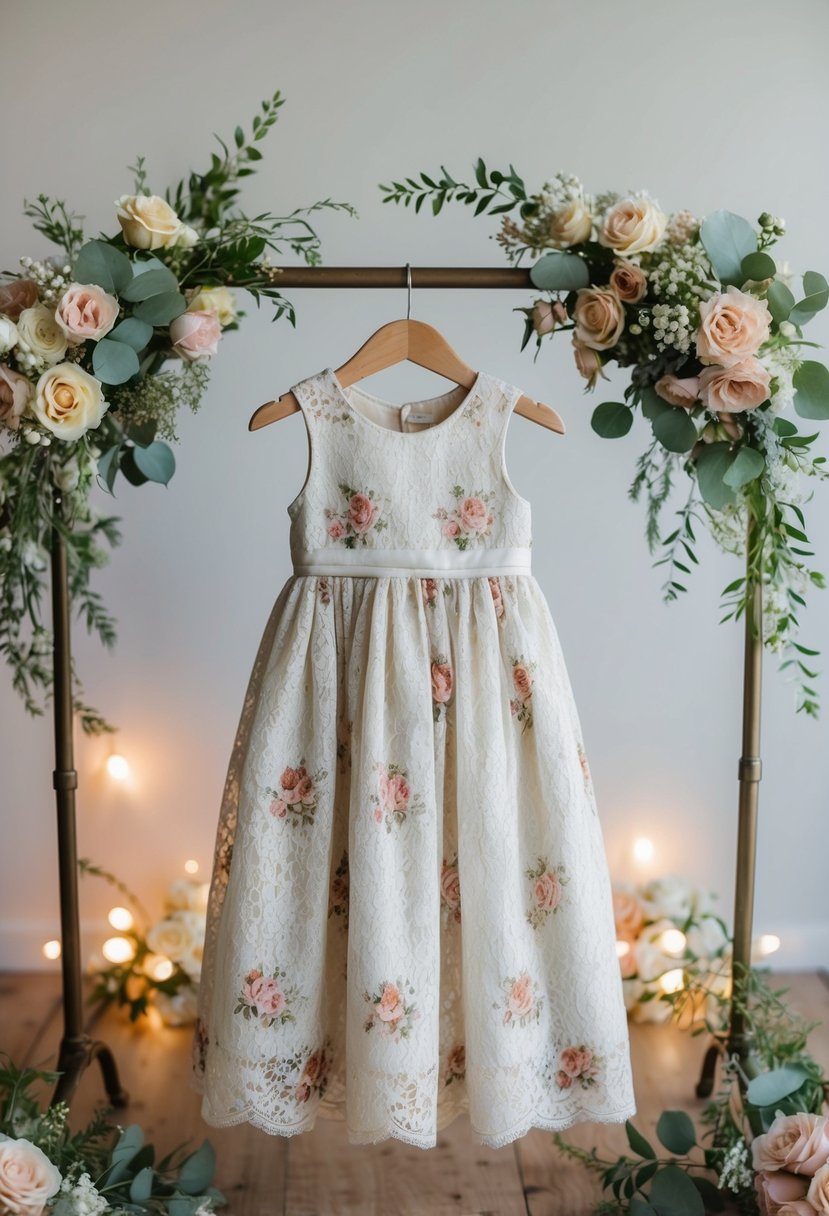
top-left (380, 165), bottom-right (829, 715)
top-left (612, 875), bottom-right (731, 1028)
top-left (0, 1058), bottom-right (223, 1214)
top-left (553, 968), bottom-right (829, 1215)
top-left (0, 89), bottom-right (355, 732)
top-left (81, 860), bottom-right (208, 1026)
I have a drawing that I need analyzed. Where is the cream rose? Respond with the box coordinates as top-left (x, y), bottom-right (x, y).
top-left (753, 1112), bottom-right (829, 1176)
top-left (169, 309), bottom-right (221, 362)
top-left (0, 1134), bottom-right (62, 1216)
top-left (548, 199), bottom-right (592, 247)
top-left (696, 286), bottom-right (772, 366)
top-left (55, 283), bottom-right (120, 343)
top-left (16, 304), bottom-right (68, 366)
top-left (699, 358), bottom-right (771, 413)
top-left (573, 287), bottom-right (625, 351)
top-left (809, 1162), bottom-right (829, 1213)
top-left (186, 285), bottom-right (237, 327)
top-left (609, 260), bottom-right (648, 304)
top-left (0, 365), bottom-right (34, 431)
top-left (115, 193), bottom-right (188, 250)
top-left (146, 913), bottom-right (195, 963)
top-left (33, 363), bottom-right (108, 441)
top-left (600, 198), bottom-right (668, 255)
top-left (572, 338), bottom-right (607, 388)
top-left (655, 374), bottom-right (700, 408)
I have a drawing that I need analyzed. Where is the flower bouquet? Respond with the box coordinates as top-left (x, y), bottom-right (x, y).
top-left (0, 89), bottom-right (354, 730)
top-left (381, 166), bottom-right (829, 714)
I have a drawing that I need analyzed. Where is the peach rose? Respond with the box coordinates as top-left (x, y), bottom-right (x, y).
top-left (301, 1047), bottom-right (327, 1086)
top-left (270, 798), bottom-right (288, 818)
top-left (696, 286), bottom-right (772, 367)
top-left (33, 363), bottom-right (108, 441)
top-left (440, 862), bottom-right (461, 911)
top-left (377, 982), bottom-right (404, 1023)
top-left (613, 889), bottom-right (646, 939)
top-left (755, 1169), bottom-right (810, 1215)
top-left (535, 871), bottom-right (562, 912)
top-left (0, 1135), bottom-right (62, 1216)
top-left (380, 771), bottom-right (410, 812)
top-left (348, 492), bottom-right (377, 533)
top-left (809, 1162), bottom-right (829, 1214)
top-left (169, 308), bottom-right (221, 361)
top-left (617, 938), bottom-right (638, 978)
top-left (55, 282), bottom-right (119, 343)
top-left (442, 519), bottom-right (460, 540)
top-left (573, 287), bottom-right (625, 351)
top-left (699, 358), bottom-right (771, 413)
top-left (548, 199), bottom-right (593, 247)
top-left (507, 974), bottom-right (535, 1019)
top-left (295, 775), bottom-right (314, 803)
top-left (0, 278), bottom-right (39, 320)
top-left (532, 300), bottom-right (556, 336)
top-left (458, 496), bottom-right (490, 532)
top-left (572, 338), bottom-right (607, 388)
top-left (610, 260), bottom-right (648, 304)
top-left (556, 1070), bottom-right (573, 1089)
top-left (421, 577), bottom-right (438, 605)
top-left (328, 518), bottom-right (345, 539)
top-left (0, 365), bottom-right (33, 430)
top-left (488, 576), bottom-right (504, 618)
top-left (600, 197), bottom-right (668, 255)
top-left (280, 766), bottom-right (300, 790)
top-left (752, 1113), bottom-right (829, 1176)
top-left (655, 374), bottom-right (700, 408)
top-left (559, 1045), bottom-right (595, 1079)
top-left (513, 664), bottom-right (533, 701)
top-left (431, 661), bottom-right (453, 704)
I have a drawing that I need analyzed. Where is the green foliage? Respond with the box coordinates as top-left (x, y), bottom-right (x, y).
top-left (530, 251), bottom-right (590, 291)
top-left (379, 158), bottom-right (527, 219)
top-left (699, 209), bottom-right (757, 285)
top-left (592, 401), bottom-right (634, 438)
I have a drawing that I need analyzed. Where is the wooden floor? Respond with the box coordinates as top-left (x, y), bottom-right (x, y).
top-left (2, 971), bottom-right (827, 1215)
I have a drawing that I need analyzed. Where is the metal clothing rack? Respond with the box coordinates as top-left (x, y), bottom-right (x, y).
top-left (51, 265), bottom-right (759, 1106)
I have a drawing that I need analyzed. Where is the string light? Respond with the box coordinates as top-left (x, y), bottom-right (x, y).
top-left (755, 933), bottom-right (781, 957)
top-left (42, 940), bottom-right (61, 960)
top-left (144, 955), bottom-right (174, 981)
top-left (184, 859), bottom-right (199, 875)
top-left (102, 936), bottom-right (135, 964)
top-left (658, 928), bottom-right (687, 956)
top-left (658, 968), bottom-right (685, 994)
top-left (615, 940), bottom-right (631, 959)
top-left (106, 754), bottom-right (130, 781)
top-left (107, 906), bottom-right (134, 931)
top-left (632, 836), bottom-right (654, 863)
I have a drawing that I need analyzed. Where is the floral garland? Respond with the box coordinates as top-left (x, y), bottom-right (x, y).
top-left (0, 90), bottom-right (355, 731)
top-left (381, 165), bottom-right (829, 715)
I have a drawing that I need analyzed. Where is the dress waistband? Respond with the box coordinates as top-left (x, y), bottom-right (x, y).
top-left (291, 546), bottom-right (533, 579)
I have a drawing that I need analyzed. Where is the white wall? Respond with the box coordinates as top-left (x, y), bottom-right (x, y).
top-left (2, 0), bottom-right (828, 970)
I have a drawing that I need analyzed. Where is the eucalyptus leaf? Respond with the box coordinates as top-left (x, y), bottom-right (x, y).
top-left (96, 445), bottom-right (121, 495)
top-left (177, 1141), bottom-right (216, 1195)
top-left (92, 338), bottom-right (140, 386)
top-left (630, 1201), bottom-right (657, 1216)
top-left (699, 210), bottom-right (757, 286)
top-left (652, 407), bottom-right (697, 453)
top-left (690, 1176), bottom-right (726, 1212)
top-left (793, 360), bottom-right (829, 419)
top-left (648, 1164), bottom-right (705, 1216)
top-left (773, 417), bottom-right (798, 436)
top-left (626, 1120), bottom-right (657, 1160)
top-left (767, 280), bottom-right (795, 325)
top-left (128, 420), bottom-right (157, 448)
top-left (103, 1124), bottom-right (145, 1186)
top-left (695, 443), bottom-right (737, 509)
top-left (746, 1065), bottom-right (810, 1108)
top-left (108, 317), bottom-right (153, 352)
top-left (132, 440), bottom-right (176, 485)
top-left (129, 1166), bottom-right (154, 1203)
top-left (167, 1199), bottom-right (202, 1216)
top-left (530, 251), bottom-right (590, 292)
top-left (789, 271), bottom-right (829, 327)
top-left (133, 291), bottom-right (187, 325)
top-left (722, 446), bottom-right (765, 488)
top-left (119, 447), bottom-right (149, 487)
top-left (120, 264), bottom-right (179, 301)
top-left (591, 401), bottom-right (633, 438)
top-left (740, 251), bottom-right (777, 283)
top-left (655, 1110), bottom-right (697, 1155)
top-left (640, 388), bottom-right (671, 422)
top-left (72, 240), bottom-right (133, 294)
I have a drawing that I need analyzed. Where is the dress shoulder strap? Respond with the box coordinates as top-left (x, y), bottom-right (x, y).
top-left (290, 368), bottom-right (353, 429)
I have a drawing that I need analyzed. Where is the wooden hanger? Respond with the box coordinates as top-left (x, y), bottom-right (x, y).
top-left (248, 314), bottom-right (566, 435)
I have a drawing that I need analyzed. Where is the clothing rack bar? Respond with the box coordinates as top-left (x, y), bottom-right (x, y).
top-left (253, 267), bottom-right (535, 289)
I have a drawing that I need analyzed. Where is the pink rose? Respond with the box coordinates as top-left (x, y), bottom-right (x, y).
top-left (752, 1113), bottom-right (829, 1176)
top-left (247, 974), bottom-right (285, 1018)
top-left (447, 1044), bottom-right (466, 1076)
top-left (348, 492), bottom-right (378, 533)
top-left (0, 278), bottom-right (38, 319)
top-left (507, 974), bottom-right (535, 1019)
top-left (295, 775), bottom-right (314, 804)
top-left (696, 286), bottom-right (772, 367)
top-left (755, 1169), bottom-right (810, 1215)
top-left (377, 982), bottom-right (404, 1023)
top-left (380, 771), bottom-right (410, 812)
top-left (699, 358), bottom-right (771, 413)
top-left (555, 1070), bottom-right (573, 1089)
top-left (270, 798), bottom-right (288, 818)
top-left (609, 260), bottom-right (648, 304)
top-left (513, 664), bottom-right (533, 701)
top-left (0, 1136), bottom-right (62, 1216)
top-left (613, 890), bottom-right (646, 939)
top-left (559, 1045), bottom-right (594, 1079)
top-left (328, 518), bottom-right (345, 539)
top-left (531, 299), bottom-right (568, 336)
top-left (655, 374), bottom-right (700, 408)
top-left (431, 661), bottom-right (453, 704)
top-left (572, 338), bottom-right (607, 388)
top-left (573, 287), bottom-right (625, 351)
top-left (488, 576), bottom-right (504, 619)
top-left (440, 862), bottom-right (461, 911)
top-left (442, 519), bottom-right (460, 540)
top-left (169, 308), bottom-right (221, 361)
top-left (296, 1081), bottom-right (311, 1103)
top-left (55, 282), bottom-right (119, 342)
top-left (421, 577), bottom-right (438, 605)
top-left (458, 496), bottom-right (489, 533)
top-left (0, 364), bottom-right (33, 430)
top-left (281, 765), bottom-right (300, 789)
top-left (617, 937), bottom-right (637, 978)
top-left (535, 871), bottom-right (562, 912)
top-left (373, 807), bottom-right (383, 823)
top-left (808, 1162), bottom-right (829, 1214)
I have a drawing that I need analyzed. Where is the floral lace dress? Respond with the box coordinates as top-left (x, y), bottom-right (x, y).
top-left (191, 366), bottom-right (636, 1149)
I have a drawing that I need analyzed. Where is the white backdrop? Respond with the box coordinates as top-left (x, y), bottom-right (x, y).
top-left (2, 0), bottom-right (828, 969)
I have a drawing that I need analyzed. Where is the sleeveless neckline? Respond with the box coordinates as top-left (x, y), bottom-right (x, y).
top-left (323, 367), bottom-right (488, 440)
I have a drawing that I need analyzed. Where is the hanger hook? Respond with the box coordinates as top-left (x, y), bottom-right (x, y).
top-left (405, 262), bottom-right (412, 320)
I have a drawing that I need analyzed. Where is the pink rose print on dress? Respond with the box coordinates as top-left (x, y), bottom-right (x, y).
top-left (328, 850), bottom-right (349, 927)
top-left (234, 964), bottom-right (300, 1027)
top-left (370, 761), bottom-right (425, 833)
top-left (433, 484), bottom-right (496, 549)
top-left (440, 856), bottom-right (461, 923)
top-left (261, 1034), bottom-right (334, 1108)
top-left (555, 1044), bottom-right (601, 1090)
top-left (363, 978), bottom-right (418, 1039)
top-left (324, 482), bottom-right (387, 547)
top-left (421, 577), bottom-right (439, 608)
top-left (317, 577), bottom-right (331, 605)
top-left (497, 971), bottom-right (544, 1028)
top-left (431, 654), bottom-right (453, 722)
top-left (296, 1044), bottom-right (331, 1104)
top-left (525, 857), bottom-right (569, 929)
top-left (267, 760), bottom-right (327, 827)
top-left (488, 576), bottom-right (505, 621)
top-left (444, 1043), bottom-right (466, 1086)
top-left (509, 654), bottom-right (537, 733)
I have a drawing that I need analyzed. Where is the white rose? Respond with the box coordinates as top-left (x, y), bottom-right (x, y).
top-left (154, 986), bottom-right (199, 1026)
top-left (173, 224), bottom-right (200, 249)
top-left (186, 286), bottom-right (236, 327)
top-left (53, 459), bottom-right (80, 493)
top-left (633, 917), bottom-right (682, 982)
top-left (548, 199), bottom-right (592, 247)
top-left (600, 197), bottom-right (668, 255)
top-left (164, 880), bottom-right (209, 914)
top-left (640, 875), bottom-right (694, 922)
top-left (685, 916), bottom-right (728, 960)
top-left (0, 315), bottom-right (19, 355)
top-left (16, 304), bottom-right (68, 366)
top-left (146, 914), bottom-right (195, 963)
top-left (115, 194), bottom-right (188, 250)
top-left (33, 363), bottom-right (108, 441)
top-left (0, 1134), bottom-right (62, 1215)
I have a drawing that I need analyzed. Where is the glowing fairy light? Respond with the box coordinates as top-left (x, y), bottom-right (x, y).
top-left (659, 928), bottom-right (687, 956)
top-left (107, 906), bottom-right (134, 931)
top-left (42, 940), bottom-right (61, 960)
top-left (106, 754), bottom-right (130, 781)
top-left (632, 836), bottom-right (654, 863)
top-left (102, 936), bottom-right (135, 964)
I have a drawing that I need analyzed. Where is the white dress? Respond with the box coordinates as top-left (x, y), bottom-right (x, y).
top-left (192, 367), bottom-right (636, 1149)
